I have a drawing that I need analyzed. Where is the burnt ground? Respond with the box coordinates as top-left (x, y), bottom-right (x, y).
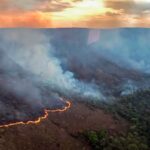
top-left (0, 101), bottom-right (128, 150)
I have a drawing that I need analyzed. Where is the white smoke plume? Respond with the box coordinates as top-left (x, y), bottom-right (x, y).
top-left (0, 29), bottom-right (104, 106)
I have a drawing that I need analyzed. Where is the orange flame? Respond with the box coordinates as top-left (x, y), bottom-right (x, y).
top-left (0, 98), bottom-right (71, 128)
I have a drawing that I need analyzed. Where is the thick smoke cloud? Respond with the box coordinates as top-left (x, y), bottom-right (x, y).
top-left (91, 29), bottom-right (150, 73)
top-left (0, 29), bottom-right (104, 110)
top-left (52, 28), bottom-right (150, 74)
top-left (47, 28), bottom-right (150, 96)
top-left (48, 28), bottom-right (150, 75)
top-left (0, 28), bottom-right (149, 123)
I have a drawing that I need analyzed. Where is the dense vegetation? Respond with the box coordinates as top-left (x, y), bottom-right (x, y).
top-left (82, 89), bottom-right (150, 150)
top-left (83, 130), bottom-right (148, 150)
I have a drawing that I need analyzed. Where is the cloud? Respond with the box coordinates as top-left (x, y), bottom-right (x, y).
top-left (105, 0), bottom-right (134, 11)
top-left (0, 0), bottom-right (42, 11)
top-left (38, 0), bottom-right (72, 12)
top-left (0, 0), bottom-right (72, 12)
top-left (0, 12), bottom-right (52, 27)
top-left (105, 0), bottom-right (150, 15)
top-left (0, 0), bottom-right (149, 28)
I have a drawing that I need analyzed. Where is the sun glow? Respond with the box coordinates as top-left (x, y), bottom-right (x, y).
top-left (53, 0), bottom-right (105, 20)
top-left (76, 0), bottom-right (104, 8)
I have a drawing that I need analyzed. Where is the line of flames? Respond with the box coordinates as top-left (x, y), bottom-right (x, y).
top-left (0, 99), bottom-right (71, 128)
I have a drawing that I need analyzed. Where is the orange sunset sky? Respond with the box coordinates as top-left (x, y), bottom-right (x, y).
top-left (0, 0), bottom-right (150, 28)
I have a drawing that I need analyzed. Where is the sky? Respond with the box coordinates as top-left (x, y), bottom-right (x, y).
top-left (0, 0), bottom-right (150, 28)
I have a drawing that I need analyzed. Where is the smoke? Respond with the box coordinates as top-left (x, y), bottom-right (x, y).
top-left (46, 28), bottom-right (150, 98)
top-left (0, 28), bottom-right (149, 122)
top-left (52, 28), bottom-right (150, 74)
top-left (91, 29), bottom-right (150, 73)
top-left (121, 80), bottom-right (138, 96)
top-left (0, 29), bottom-right (104, 109)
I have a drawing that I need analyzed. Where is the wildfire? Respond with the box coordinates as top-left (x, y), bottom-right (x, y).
top-left (0, 98), bottom-right (71, 128)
